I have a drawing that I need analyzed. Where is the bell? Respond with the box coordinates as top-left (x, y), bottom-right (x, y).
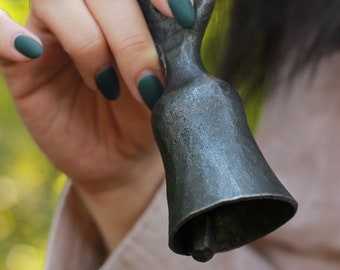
top-left (139, 0), bottom-right (298, 263)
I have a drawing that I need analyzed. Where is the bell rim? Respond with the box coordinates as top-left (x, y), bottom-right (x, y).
top-left (168, 194), bottom-right (298, 256)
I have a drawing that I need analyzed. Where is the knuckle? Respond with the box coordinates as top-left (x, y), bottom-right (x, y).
top-left (117, 34), bottom-right (151, 56)
top-left (68, 34), bottom-right (104, 59)
top-left (31, 1), bottom-right (52, 19)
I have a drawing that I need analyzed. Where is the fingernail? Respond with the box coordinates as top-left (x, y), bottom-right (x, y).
top-left (138, 74), bottom-right (164, 110)
top-left (96, 67), bottom-right (120, 100)
top-left (168, 0), bottom-right (196, 28)
top-left (14, 35), bottom-right (43, 59)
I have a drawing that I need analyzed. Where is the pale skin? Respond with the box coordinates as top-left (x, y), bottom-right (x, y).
top-left (0, 0), bottom-right (193, 252)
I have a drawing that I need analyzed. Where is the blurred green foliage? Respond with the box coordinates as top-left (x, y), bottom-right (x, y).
top-left (0, 0), bottom-right (29, 24)
top-left (0, 1), bottom-right (65, 269)
top-left (0, 73), bottom-right (63, 269)
top-left (202, 0), bottom-right (263, 132)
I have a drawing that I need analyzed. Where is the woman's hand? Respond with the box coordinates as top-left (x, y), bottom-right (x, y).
top-left (0, 0), bottom-right (195, 250)
top-left (1, 0), bottom-right (195, 189)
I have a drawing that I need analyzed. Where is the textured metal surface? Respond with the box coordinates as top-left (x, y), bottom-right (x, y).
top-left (138, 0), bottom-right (298, 262)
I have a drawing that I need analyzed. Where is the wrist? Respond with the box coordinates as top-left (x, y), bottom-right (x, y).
top-left (73, 153), bottom-right (165, 251)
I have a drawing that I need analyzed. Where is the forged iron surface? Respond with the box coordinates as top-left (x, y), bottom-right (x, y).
top-left (138, 0), bottom-right (298, 262)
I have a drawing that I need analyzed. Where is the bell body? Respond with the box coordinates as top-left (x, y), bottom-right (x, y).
top-left (152, 74), bottom-right (297, 261)
top-left (138, 0), bottom-right (298, 262)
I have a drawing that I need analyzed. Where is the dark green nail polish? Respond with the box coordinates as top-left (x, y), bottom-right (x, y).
top-left (168, 0), bottom-right (196, 28)
top-left (138, 74), bottom-right (164, 110)
top-left (96, 67), bottom-right (120, 100)
top-left (14, 35), bottom-right (43, 59)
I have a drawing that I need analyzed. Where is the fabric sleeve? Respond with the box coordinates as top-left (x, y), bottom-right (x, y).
top-left (45, 180), bottom-right (276, 270)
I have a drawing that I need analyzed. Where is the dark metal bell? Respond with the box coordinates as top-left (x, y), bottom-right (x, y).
top-left (138, 0), bottom-right (298, 263)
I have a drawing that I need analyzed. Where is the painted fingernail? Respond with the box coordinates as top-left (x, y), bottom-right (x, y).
top-left (96, 67), bottom-right (120, 100)
top-left (14, 35), bottom-right (43, 59)
top-left (138, 74), bottom-right (164, 110)
top-left (168, 0), bottom-right (196, 28)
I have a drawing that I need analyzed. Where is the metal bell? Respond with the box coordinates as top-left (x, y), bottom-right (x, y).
top-left (138, 0), bottom-right (298, 263)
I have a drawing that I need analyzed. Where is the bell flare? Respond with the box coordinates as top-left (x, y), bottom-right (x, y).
top-left (170, 195), bottom-right (297, 261)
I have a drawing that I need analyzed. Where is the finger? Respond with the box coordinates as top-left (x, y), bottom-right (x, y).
top-left (152, 0), bottom-right (196, 29)
top-left (0, 9), bottom-right (43, 62)
top-left (150, 0), bottom-right (173, 18)
top-left (32, 0), bottom-right (120, 100)
top-left (85, 0), bottom-right (165, 109)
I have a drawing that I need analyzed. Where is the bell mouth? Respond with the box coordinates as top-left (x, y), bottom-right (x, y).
top-left (169, 196), bottom-right (297, 261)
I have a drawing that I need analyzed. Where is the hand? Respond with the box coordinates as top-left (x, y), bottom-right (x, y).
top-left (0, 0), bottom-right (196, 250)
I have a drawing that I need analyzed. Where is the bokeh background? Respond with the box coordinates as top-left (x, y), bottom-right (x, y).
top-left (0, 0), bottom-right (262, 269)
top-left (0, 1), bottom-right (65, 269)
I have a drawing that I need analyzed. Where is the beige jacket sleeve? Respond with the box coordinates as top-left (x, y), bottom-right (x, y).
top-left (45, 179), bottom-right (340, 270)
top-left (44, 181), bottom-right (275, 270)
